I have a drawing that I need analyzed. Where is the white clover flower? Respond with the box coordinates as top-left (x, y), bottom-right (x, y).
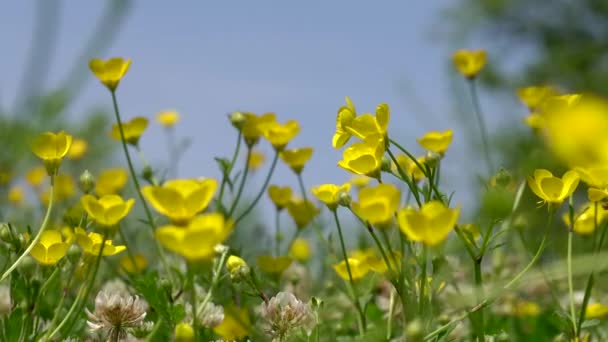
top-left (199, 302), bottom-right (225, 328)
top-left (86, 290), bottom-right (148, 340)
top-left (261, 291), bottom-right (315, 341)
top-left (0, 285), bottom-right (12, 316)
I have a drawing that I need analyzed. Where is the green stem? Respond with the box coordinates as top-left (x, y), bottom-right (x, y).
top-left (567, 230), bottom-right (577, 337)
top-left (110, 91), bottom-right (172, 281)
top-left (365, 222), bottom-right (398, 281)
top-left (385, 147), bottom-right (422, 206)
top-left (217, 132), bottom-right (242, 212)
top-left (117, 225), bottom-right (138, 272)
top-left (473, 258), bottom-right (485, 341)
top-left (234, 152), bottom-right (279, 225)
top-left (198, 249), bottom-right (229, 315)
top-left (332, 210), bottom-right (366, 335)
top-left (1, 174), bottom-right (55, 282)
top-left (228, 146), bottom-right (252, 217)
top-left (188, 264), bottom-right (198, 341)
top-left (42, 259), bottom-right (78, 340)
top-left (296, 174), bottom-right (331, 251)
top-left (275, 209), bottom-right (281, 256)
top-left (467, 79), bottom-right (492, 175)
top-left (419, 245), bottom-right (428, 316)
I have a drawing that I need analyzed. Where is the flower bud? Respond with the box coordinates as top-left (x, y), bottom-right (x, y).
top-left (337, 191), bottom-right (351, 208)
top-left (0, 285), bottom-right (12, 316)
top-left (67, 244), bottom-right (81, 263)
top-left (491, 168), bottom-right (512, 188)
top-left (78, 170), bottom-right (95, 194)
top-left (380, 156), bottom-right (392, 173)
top-left (405, 319), bottom-right (423, 341)
top-left (424, 151), bottom-right (441, 168)
top-left (174, 322), bottom-right (194, 342)
top-left (214, 244), bottom-right (229, 255)
top-left (142, 165), bottom-right (155, 184)
top-left (226, 255), bottom-right (250, 282)
top-left (18, 256), bottom-right (36, 276)
top-left (0, 223), bottom-right (12, 243)
top-left (229, 112), bottom-right (246, 130)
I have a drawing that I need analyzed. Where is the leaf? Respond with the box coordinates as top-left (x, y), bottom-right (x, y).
top-left (133, 272), bottom-right (174, 325)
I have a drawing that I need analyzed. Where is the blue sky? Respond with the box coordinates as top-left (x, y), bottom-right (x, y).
top-left (1, 1), bottom-right (520, 218)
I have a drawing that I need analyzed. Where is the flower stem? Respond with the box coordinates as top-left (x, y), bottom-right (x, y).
top-left (198, 249), bottom-right (229, 315)
top-left (275, 209), bottom-right (281, 256)
top-left (217, 131), bottom-right (242, 213)
top-left (188, 264), bottom-right (198, 341)
top-left (110, 91), bottom-right (172, 282)
top-left (1, 174), bottom-right (55, 282)
top-left (418, 245), bottom-right (428, 316)
top-left (228, 146), bottom-right (252, 217)
top-left (567, 229), bottom-right (577, 337)
top-left (473, 257), bottom-right (485, 341)
top-left (467, 79), bottom-right (492, 175)
top-left (234, 151), bottom-right (279, 225)
top-left (386, 146), bottom-right (422, 207)
top-left (332, 210), bottom-right (366, 335)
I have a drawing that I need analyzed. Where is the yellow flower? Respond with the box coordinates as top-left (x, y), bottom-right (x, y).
top-left (394, 154), bottom-right (427, 182)
top-left (31, 131), bottom-right (73, 175)
top-left (517, 85), bottom-right (560, 111)
top-left (96, 168), bottom-right (129, 196)
top-left (156, 110), bottom-right (180, 128)
top-left (574, 166), bottom-right (608, 202)
top-left (452, 49), bottom-right (487, 79)
top-left (110, 116), bottom-right (149, 146)
top-left (242, 112), bottom-right (277, 146)
top-left (213, 306), bottom-right (251, 341)
top-left (75, 227), bottom-right (126, 256)
top-left (585, 303), bottom-right (608, 319)
top-left (349, 249), bottom-right (399, 274)
top-left (226, 255), bottom-right (248, 274)
top-left (80, 194), bottom-right (135, 227)
top-left (142, 178), bottom-right (218, 225)
top-left (8, 186), bottom-right (24, 206)
top-left (262, 120), bottom-right (300, 150)
top-left (67, 138), bottom-right (88, 160)
top-left (398, 201), bottom-right (460, 246)
top-left (350, 175), bottom-right (371, 188)
top-left (332, 96), bottom-right (357, 148)
top-left (257, 255), bottom-right (293, 274)
top-left (417, 129), bottom-right (453, 154)
top-left (338, 135), bottom-right (385, 176)
top-left (268, 185), bottom-right (293, 210)
top-left (119, 254), bottom-right (148, 273)
top-left (61, 226), bottom-right (76, 244)
top-left (286, 198), bottom-right (319, 229)
top-left (345, 103), bottom-right (390, 141)
top-left (155, 213), bottom-right (233, 261)
top-left (543, 95), bottom-right (608, 168)
top-left (279, 147), bottom-right (314, 174)
top-left (89, 57), bottom-right (131, 91)
top-left (333, 258), bottom-right (370, 280)
top-left (523, 112), bottom-right (545, 130)
top-left (26, 166), bottom-right (47, 188)
top-left (55, 174), bottom-right (76, 201)
top-left (248, 150), bottom-right (265, 171)
top-left (311, 183), bottom-right (351, 211)
top-left (30, 230), bottom-right (70, 266)
top-left (289, 238), bottom-right (311, 262)
top-left (563, 205), bottom-right (606, 235)
top-left (174, 322), bottom-right (194, 342)
top-left (513, 301), bottom-right (541, 317)
top-left (527, 169), bottom-right (579, 205)
top-left (352, 183), bottom-right (400, 227)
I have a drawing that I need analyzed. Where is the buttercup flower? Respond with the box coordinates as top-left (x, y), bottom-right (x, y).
top-left (67, 138), bottom-right (88, 160)
top-left (585, 303), bottom-right (608, 319)
top-left (110, 116), bottom-right (149, 146)
top-left (257, 255), bottom-right (293, 274)
top-left (452, 49), bottom-right (487, 79)
top-left (30, 230), bottom-right (70, 266)
top-left (156, 110), bottom-right (180, 127)
top-left (31, 131), bottom-right (73, 175)
top-left (338, 135), bottom-right (385, 177)
top-left (268, 185), bottom-right (293, 210)
top-left (8, 186), bottom-right (24, 206)
top-left (352, 183), bottom-right (400, 227)
top-left (345, 103), bottom-right (390, 141)
top-left (174, 322), bottom-right (195, 342)
top-left (155, 213), bottom-right (233, 261)
top-left (26, 166), bottom-right (47, 188)
top-left (417, 129), bottom-right (453, 154)
top-left (213, 306), bottom-right (251, 341)
top-left (513, 301), bottom-right (541, 317)
top-left (398, 201), bottom-right (460, 246)
top-left (289, 238), bottom-right (311, 262)
top-left (262, 119), bottom-right (300, 150)
top-left (517, 85), bottom-right (560, 111)
top-left (311, 183), bottom-right (351, 211)
top-left (563, 204), bottom-right (606, 235)
top-left (81, 194), bottom-right (135, 227)
top-left (279, 147), bottom-right (314, 174)
top-left (75, 228), bottom-right (126, 256)
top-left (286, 199), bottom-right (319, 229)
top-left (248, 149), bottom-right (265, 171)
top-left (142, 178), bottom-right (218, 225)
top-left (226, 255), bottom-right (249, 275)
top-left (523, 112), bottom-right (545, 130)
top-left (350, 175), bottom-right (371, 188)
top-left (89, 57), bottom-right (131, 91)
top-left (575, 166), bottom-right (608, 202)
top-left (242, 112), bottom-right (277, 146)
top-left (332, 96), bottom-right (357, 148)
top-left (260, 292), bottom-right (314, 340)
top-left (350, 249), bottom-right (399, 274)
top-left (96, 168), bottom-right (129, 196)
top-left (394, 154), bottom-right (427, 182)
top-left (333, 258), bottom-right (370, 280)
top-left (119, 254), bottom-right (148, 273)
top-left (527, 169), bottom-right (579, 205)
top-left (86, 290), bottom-right (148, 340)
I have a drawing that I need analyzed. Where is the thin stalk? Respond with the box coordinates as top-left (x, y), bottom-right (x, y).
top-left (275, 209), bottom-right (281, 256)
top-left (198, 250), bottom-right (229, 314)
top-left (110, 91), bottom-right (172, 281)
top-left (333, 211), bottom-right (366, 335)
top-left (387, 289), bottom-right (395, 340)
top-left (419, 245), bottom-right (428, 316)
top-left (386, 147), bottom-right (422, 206)
top-left (1, 174), bottom-right (55, 282)
top-left (228, 146), bottom-right (252, 217)
top-left (117, 225), bottom-right (138, 271)
top-left (217, 132), bottom-right (242, 211)
top-left (567, 230), bottom-right (577, 337)
top-left (42, 259), bottom-right (79, 340)
top-left (473, 258), bottom-right (485, 341)
top-left (467, 79), bottom-right (492, 174)
top-left (234, 152), bottom-right (279, 225)
top-left (188, 265), bottom-right (198, 341)
top-left (296, 174), bottom-right (331, 251)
